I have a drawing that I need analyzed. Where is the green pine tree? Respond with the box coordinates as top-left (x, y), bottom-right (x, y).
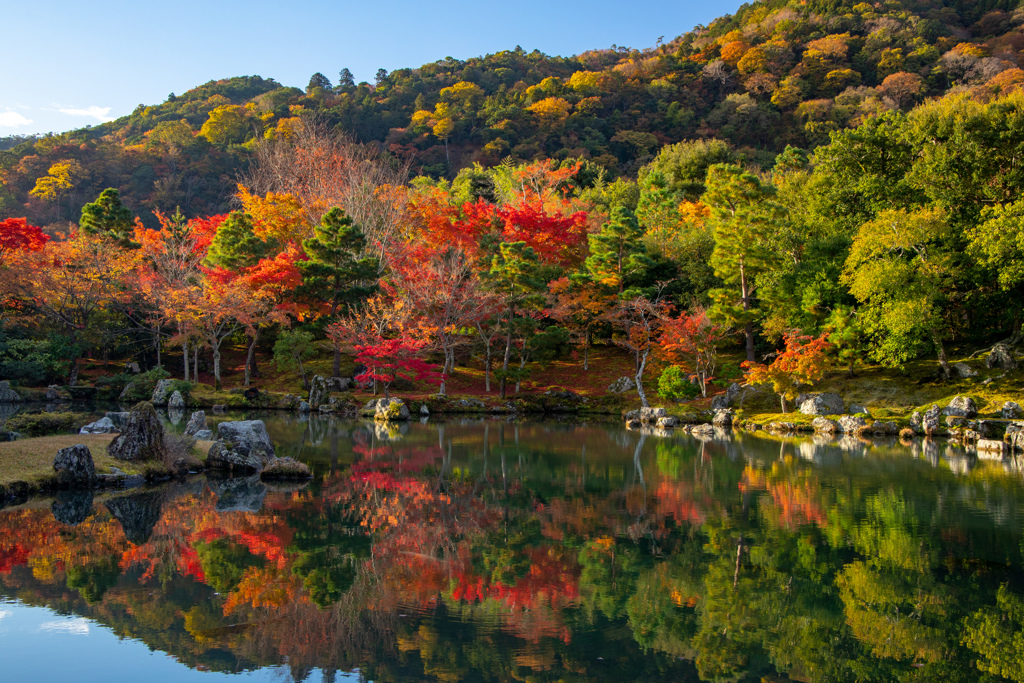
top-left (585, 206), bottom-right (652, 296)
top-left (486, 241), bottom-right (546, 399)
top-left (79, 188), bottom-right (137, 247)
top-left (203, 211), bottom-right (274, 271)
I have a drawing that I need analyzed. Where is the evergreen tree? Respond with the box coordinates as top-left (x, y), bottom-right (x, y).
top-left (486, 241), bottom-right (545, 398)
top-left (705, 164), bottom-right (784, 362)
top-left (298, 207), bottom-right (379, 375)
top-left (79, 188), bottom-right (136, 247)
top-left (337, 68), bottom-right (355, 89)
top-left (307, 72), bottom-right (333, 93)
top-left (585, 206), bottom-right (651, 295)
top-left (203, 211), bottom-right (273, 271)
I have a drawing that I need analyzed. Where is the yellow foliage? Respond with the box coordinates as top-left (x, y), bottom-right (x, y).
top-left (527, 97), bottom-right (572, 123)
top-left (236, 185), bottom-right (311, 243)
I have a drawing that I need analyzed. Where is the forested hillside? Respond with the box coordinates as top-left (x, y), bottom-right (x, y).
top-left (3, 0), bottom-right (1023, 227)
top-left (3, 0), bottom-right (1024, 406)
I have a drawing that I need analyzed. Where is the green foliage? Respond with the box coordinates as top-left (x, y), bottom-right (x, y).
top-left (194, 538), bottom-right (264, 594)
top-left (204, 211), bottom-right (274, 271)
top-left (120, 367), bottom-right (171, 403)
top-left (585, 207), bottom-right (651, 296)
top-left (66, 557), bottom-right (121, 603)
top-left (964, 585), bottom-right (1024, 682)
top-left (273, 330), bottom-right (316, 378)
top-left (79, 188), bottom-right (136, 247)
top-left (0, 330), bottom-right (70, 385)
top-left (658, 365), bottom-right (701, 402)
top-left (4, 412), bottom-right (85, 436)
top-left (297, 207), bottom-right (378, 314)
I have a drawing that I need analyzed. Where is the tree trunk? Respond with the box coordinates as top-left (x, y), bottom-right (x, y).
top-left (584, 330), bottom-right (590, 371)
top-left (194, 345), bottom-right (199, 382)
top-left (635, 348), bottom-right (650, 407)
top-left (484, 339), bottom-right (492, 393)
top-left (69, 358), bottom-right (80, 387)
top-left (244, 329), bottom-right (260, 387)
top-left (183, 342), bottom-right (190, 381)
top-left (499, 313), bottom-right (514, 400)
top-left (515, 354), bottom-right (527, 393)
top-left (933, 332), bottom-right (951, 380)
top-left (780, 394), bottom-right (787, 413)
top-left (154, 328), bottom-right (161, 368)
top-left (741, 264), bottom-right (756, 363)
top-left (213, 345), bottom-right (222, 391)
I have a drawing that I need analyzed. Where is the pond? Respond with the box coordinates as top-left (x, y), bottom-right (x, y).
top-left (1, 415), bottom-right (1023, 682)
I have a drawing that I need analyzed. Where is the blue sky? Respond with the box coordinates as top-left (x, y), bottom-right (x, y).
top-left (1, 0), bottom-right (741, 136)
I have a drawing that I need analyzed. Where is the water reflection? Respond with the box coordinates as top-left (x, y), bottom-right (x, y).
top-left (1, 420), bottom-right (1023, 682)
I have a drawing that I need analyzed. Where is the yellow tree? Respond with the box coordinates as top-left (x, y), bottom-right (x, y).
top-left (29, 160), bottom-right (82, 221)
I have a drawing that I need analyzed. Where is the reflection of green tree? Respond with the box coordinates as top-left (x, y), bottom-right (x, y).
top-left (287, 503), bottom-right (371, 607)
top-left (66, 557), bottom-right (120, 603)
top-left (579, 538), bottom-right (650, 620)
top-left (476, 517), bottom-right (544, 586)
top-left (194, 538), bottom-right (264, 593)
top-left (964, 584), bottom-right (1024, 682)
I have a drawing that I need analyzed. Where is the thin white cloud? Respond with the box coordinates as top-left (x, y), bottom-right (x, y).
top-left (57, 105), bottom-right (114, 123)
top-left (0, 608), bottom-right (10, 620)
top-left (0, 111), bottom-right (33, 128)
top-left (38, 618), bottom-right (90, 635)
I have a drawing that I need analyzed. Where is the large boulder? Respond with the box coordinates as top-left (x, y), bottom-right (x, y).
top-left (374, 398), bottom-right (411, 422)
top-left (107, 402), bottom-right (165, 462)
top-left (80, 417), bottom-right (119, 435)
top-left (812, 417), bottom-right (839, 434)
top-left (150, 379), bottom-right (175, 406)
top-left (639, 407), bottom-right (668, 424)
top-left (46, 385), bottom-right (71, 402)
top-left (607, 377), bottom-right (635, 394)
top-left (712, 409), bottom-right (733, 428)
top-left (184, 411), bottom-right (208, 437)
top-left (1002, 402), bottom-right (1023, 420)
top-left (909, 412), bottom-right (923, 432)
top-left (53, 444), bottom-right (96, 485)
top-left (953, 362), bottom-right (977, 379)
top-left (327, 377), bottom-right (352, 392)
top-left (987, 343), bottom-right (1017, 371)
top-left (799, 393), bottom-right (844, 416)
top-left (168, 391), bottom-right (185, 410)
top-left (837, 415), bottom-right (868, 433)
top-left (656, 416), bottom-right (678, 429)
top-left (922, 405), bottom-right (943, 435)
top-left (105, 411), bottom-right (130, 429)
top-left (943, 396), bottom-right (978, 418)
top-left (0, 381), bottom-right (22, 404)
top-left (206, 420), bottom-right (276, 474)
top-left (308, 375), bottom-right (330, 410)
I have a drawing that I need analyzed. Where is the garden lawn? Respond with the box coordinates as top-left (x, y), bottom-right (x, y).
top-left (0, 434), bottom-right (131, 486)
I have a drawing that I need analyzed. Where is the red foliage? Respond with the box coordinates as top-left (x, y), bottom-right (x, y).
top-left (498, 201), bottom-right (588, 266)
top-left (354, 337), bottom-right (443, 393)
top-left (0, 217), bottom-right (49, 258)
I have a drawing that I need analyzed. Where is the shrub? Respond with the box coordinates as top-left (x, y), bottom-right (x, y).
top-left (95, 373), bottom-right (131, 400)
top-left (119, 367), bottom-right (171, 402)
top-left (4, 412), bottom-right (87, 437)
top-left (658, 365), bottom-right (701, 402)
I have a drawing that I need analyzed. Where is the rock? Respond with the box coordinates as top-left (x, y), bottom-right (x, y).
top-left (946, 415), bottom-right (967, 428)
top-left (626, 419), bottom-right (642, 429)
top-left (184, 411), bottom-right (208, 437)
top-left (1002, 401), bottom-right (1023, 420)
top-left (206, 420), bottom-right (277, 474)
top-left (168, 390), bottom-right (185, 410)
top-left (79, 417), bottom-right (119, 435)
top-left (624, 409), bottom-right (640, 422)
top-left (943, 396), bottom-right (978, 418)
top-left (374, 398), bottom-right (411, 422)
top-left (953, 362), bottom-right (977, 379)
top-left (107, 402), bottom-right (165, 462)
top-left (812, 417), bottom-right (839, 434)
top-left (986, 343), bottom-right (1017, 371)
top-left (607, 376), bottom-right (635, 394)
top-left (298, 400), bottom-right (311, 413)
top-left (308, 375), bottom-right (330, 410)
top-left (710, 394), bottom-right (730, 410)
top-left (976, 420), bottom-right (998, 438)
top-left (690, 423), bottom-right (714, 436)
top-left (0, 381), bottom-right (22, 403)
top-left (849, 404), bottom-right (870, 417)
top-left (105, 412), bottom-right (130, 429)
top-left (639, 407), bottom-right (668, 424)
top-left (977, 439), bottom-right (1010, 457)
top-left (909, 412), bottom-right (923, 432)
top-left (922, 405), bottom-right (942, 435)
top-left (712, 409), bottom-right (733, 427)
top-left (837, 415), bottom-right (868, 433)
top-left (420, 404), bottom-right (430, 416)
top-left (167, 407), bottom-right (185, 426)
top-left (51, 490), bottom-right (94, 526)
top-left (766, 422), bottom-right (797, 433)
top-left (46, 385), bottom-right (71, 401)
top-left (212, 404), bottom-right (226, 413)
top-left (106, 491), bottom-right (163, 545)
top-left (798, 393), bottom-right (844, 416)
top-left (656, 416), bottom-right (678, 429)
top-left (260, 457), bottom-right (312, 481)
top-left (150, 379), bottom-right (175, 406)
top-left (0, 431), bottom-right (19, 442)
top-left (211, 475), bottom-right (266, 512)
top-left (327, 377), bottom-right (352, 392)
top-left (454, 398), bottom-right (485, 410)
top-left (193, 429), bottom-right (213, 440)
top-left (874, 421), bottom-right (899, 435)
top-left (53, 444), bottom-right (96, 485)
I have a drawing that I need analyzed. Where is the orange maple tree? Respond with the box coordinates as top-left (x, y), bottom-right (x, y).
top-left (742, 331), bottom-right (833, 412)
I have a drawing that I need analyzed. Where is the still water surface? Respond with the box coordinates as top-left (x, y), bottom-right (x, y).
top-left (1, 414), bottom-right (1023, 682)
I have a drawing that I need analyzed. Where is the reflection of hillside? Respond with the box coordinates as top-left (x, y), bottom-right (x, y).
top-left (0, 422), bottom-right (1023, 681)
